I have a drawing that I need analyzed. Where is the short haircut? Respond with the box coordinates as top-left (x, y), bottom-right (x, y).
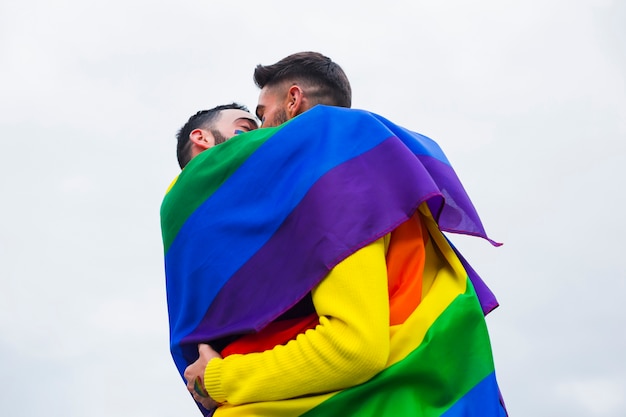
top-left (253, 52), bottom-right (351, 108)
top-left (176, 103), bottom-right (249, 169)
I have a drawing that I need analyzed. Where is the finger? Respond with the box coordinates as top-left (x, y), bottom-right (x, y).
top-left (201, 398), bottom-right (218, 411)
top-left (183, 366), bottom-right (193, 383)
top-left (198, 395), bottom-right (217, 410)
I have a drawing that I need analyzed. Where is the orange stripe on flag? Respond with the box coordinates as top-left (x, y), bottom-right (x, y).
top-left (386, 213), bottom-right (428, 326)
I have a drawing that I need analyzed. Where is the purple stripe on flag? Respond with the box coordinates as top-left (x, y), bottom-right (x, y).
top-left (419, 156), bottom-right (499, 246)
top-left (454, 248), bottom-right (499, 315)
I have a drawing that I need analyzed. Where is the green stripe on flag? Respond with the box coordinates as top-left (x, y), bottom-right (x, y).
top-left (160, 126), bottom-right (280, 252)
top-left (302, 281), bottom-right (495, 416)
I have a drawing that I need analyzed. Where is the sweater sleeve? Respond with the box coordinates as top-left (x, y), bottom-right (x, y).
top-left (204, 235), bottom-right (391, 405)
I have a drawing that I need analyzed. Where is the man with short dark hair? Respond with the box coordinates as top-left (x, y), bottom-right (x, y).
top-left (253, 52), bottom-right (351, 127)
top-left (175, 103), bottom-right (258, 169)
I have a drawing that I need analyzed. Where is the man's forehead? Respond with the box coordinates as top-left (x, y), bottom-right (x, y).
top-left (256, 87), bottom-right (279, 117)
top-left (219, 109), bottom-right (257, 123)
top-left (258, 83), bottom-right (285, 100)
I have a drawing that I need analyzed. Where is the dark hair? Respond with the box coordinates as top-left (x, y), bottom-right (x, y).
top-left (176, 102), bottom-right (249, 168)
top-left (253, 52), bottom-right (351, 108)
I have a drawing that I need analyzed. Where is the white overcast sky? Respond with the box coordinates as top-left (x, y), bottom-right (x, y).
top-left (1, 1), bottom-right (625, 416)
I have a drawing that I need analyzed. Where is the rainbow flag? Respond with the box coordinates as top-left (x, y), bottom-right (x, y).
top-left (161, 105), bottom-right (505, 416)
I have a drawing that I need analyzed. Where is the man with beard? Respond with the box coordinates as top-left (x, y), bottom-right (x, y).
top-left (175, 103), bottom-right (258, 169)
top-left (253, 51), bottom-right (352, 127)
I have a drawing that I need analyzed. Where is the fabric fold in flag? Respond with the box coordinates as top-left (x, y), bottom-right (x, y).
top-left (160, 105), bottom-right (504, 416)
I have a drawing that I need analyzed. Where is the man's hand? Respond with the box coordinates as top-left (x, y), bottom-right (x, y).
top-left (184, 344), bottom-right (222, 411)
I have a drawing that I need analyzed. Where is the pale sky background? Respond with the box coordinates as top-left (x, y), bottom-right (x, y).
top-left (1, 1), bottom-right (625, 416)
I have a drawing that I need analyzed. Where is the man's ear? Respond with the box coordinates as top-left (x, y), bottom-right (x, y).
top-left (286, 85), bottom-right (305, 118)
top-left (189, 129), bottom-right (213, 150)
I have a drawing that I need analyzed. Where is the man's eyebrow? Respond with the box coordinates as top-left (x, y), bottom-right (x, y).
top-left (236, 116), bottom-right (259, 128)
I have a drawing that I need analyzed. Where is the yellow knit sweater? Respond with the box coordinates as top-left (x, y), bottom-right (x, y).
top-left (204, 235), bottom-right (391, 405)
